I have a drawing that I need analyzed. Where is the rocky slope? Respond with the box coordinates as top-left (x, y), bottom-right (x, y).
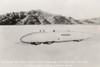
top-left (0, 10), bottom-right (82, 25)
top-left (79, 17), bottom-right (100, 25)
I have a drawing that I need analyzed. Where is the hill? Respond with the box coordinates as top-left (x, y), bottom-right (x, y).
top-left (0, 10), bottom-right (82, 25)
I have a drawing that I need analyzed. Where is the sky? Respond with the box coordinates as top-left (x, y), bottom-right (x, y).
top-left (0, 0), bottom-right (100, 19)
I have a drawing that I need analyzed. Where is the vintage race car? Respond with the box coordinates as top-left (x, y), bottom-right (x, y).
top-left (20, 31), bottom-right (93, 45)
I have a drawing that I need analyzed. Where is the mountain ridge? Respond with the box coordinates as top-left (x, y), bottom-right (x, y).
top-left (0, 10), bottom-right (99, 25)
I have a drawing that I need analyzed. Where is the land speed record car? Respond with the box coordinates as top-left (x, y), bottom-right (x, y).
top-left (20, 31), bottom-right (93, 45)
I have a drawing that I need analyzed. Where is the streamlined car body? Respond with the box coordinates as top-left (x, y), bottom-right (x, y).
top-left (20, 31), bottom-right (93, 45)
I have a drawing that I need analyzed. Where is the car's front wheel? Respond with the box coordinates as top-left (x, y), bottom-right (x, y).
top-left (30, 42), bottom-right (41, 45)
top-left (43, 41), bottom-right (54, 45)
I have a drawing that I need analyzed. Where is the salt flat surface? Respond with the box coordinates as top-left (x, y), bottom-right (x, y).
top-left (0, 25), bottom-right (100, 67)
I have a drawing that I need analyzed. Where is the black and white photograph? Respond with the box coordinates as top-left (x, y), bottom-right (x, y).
top-left (0, 0), bottom-right (100, 67)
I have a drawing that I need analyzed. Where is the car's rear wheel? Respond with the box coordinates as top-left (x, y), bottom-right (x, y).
top-left (73, 39), bottom-right (82, 42)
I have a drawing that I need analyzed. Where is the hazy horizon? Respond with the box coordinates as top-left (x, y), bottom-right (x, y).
top-left (0, 0), bottom-right (100, 19)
